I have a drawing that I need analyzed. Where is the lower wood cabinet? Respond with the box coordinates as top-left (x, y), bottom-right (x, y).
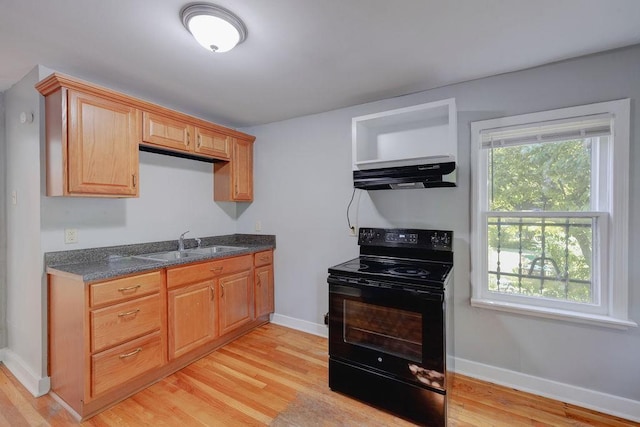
top-left (47, 249), bottom-right (274, 420)
top-left (166, 254), bottom-right (254, 360)
top-left (219, 270), bottom-right (253, 335)
top-left (48, 270), bottom-right (166, 419)
top-left (168, 280), bottom-right (217, 359)
top-left (254, 250), bottom-right (275, 318)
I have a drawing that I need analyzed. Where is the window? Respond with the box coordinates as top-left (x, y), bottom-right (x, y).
top-left (471, 99), bottom-right (635, 329)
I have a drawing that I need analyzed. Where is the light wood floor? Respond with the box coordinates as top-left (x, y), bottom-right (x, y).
top-left (0, 324), bottom-right (636, 426)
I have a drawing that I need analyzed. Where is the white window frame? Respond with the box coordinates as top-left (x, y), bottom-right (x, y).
top-left (470, 99), bottom-right (636, 329)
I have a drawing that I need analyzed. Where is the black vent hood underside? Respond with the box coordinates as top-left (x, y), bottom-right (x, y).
top-left (353, 161), bottom-right (456, 190)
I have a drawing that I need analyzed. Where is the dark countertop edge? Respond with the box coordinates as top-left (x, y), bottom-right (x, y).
top-left (45, 234), bottom-right (275, 283)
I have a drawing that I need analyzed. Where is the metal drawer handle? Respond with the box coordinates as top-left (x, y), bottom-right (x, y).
top-left (118, 309), bottom-right (140, 317)
top-left (260, 256), bottom-right (269, 262)
top-left (118, 284), bottom-right (141, 292)
top-left (210, 267), bottom-right (223, 273)
top-left (221, 284), bottom-right (225, 298)
top-left (119, 348), bottom-right (142, 359)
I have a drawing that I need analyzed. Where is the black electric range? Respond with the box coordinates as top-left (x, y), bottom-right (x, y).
top-left (327, 227), bottom-right (453, 427)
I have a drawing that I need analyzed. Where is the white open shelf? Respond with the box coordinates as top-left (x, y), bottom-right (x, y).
top-left (352, 98), bottom-right (457, 170)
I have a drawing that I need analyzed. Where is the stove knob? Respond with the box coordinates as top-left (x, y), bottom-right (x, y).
top-left (377, 356), bottom-right (383, 363)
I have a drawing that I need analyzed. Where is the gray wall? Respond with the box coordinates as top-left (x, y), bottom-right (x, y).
top-left (0, 91), bottom-right (6, 349)
top-left (238, 45), bottom-right (640, 403)
top-left (4, 68), bottom-right (45, 379)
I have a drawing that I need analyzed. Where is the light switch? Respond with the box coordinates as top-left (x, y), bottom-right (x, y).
top-left (11, 191), bottom-right (17, 205)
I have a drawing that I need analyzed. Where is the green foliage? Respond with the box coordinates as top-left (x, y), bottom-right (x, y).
top-left (489, 139), bottom-right (591, 211)
top-left (487, 139), bottom-right (594, 303)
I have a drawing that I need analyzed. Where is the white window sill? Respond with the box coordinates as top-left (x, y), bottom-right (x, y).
top-left (470, 298), bottom-right (638, 330)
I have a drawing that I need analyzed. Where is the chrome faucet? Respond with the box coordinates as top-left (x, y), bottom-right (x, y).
top-left (178, 230), bottom-right (190, 251)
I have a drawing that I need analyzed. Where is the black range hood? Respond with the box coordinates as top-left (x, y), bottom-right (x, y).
top-left (353, 161), bottom-right (456, 190)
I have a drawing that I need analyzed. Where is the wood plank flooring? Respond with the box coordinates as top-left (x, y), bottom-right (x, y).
top-left (0, 323), bottom-right (637, 426)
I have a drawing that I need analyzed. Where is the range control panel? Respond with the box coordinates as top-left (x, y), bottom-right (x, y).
top-left (358, 227), bottom-right (453, 251)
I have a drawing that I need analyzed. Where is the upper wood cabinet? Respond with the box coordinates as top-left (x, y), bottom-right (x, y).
top-left (142, 111), bottom-right (193, 153)
top-left (195, 127), bottom-right (230, 159)
top-left (142, 112), bottom-right (231, 161)
top-left (37, 77), bottom-right (140, 197)
top-left (214, 138), bottom-right (254, 201)
top-left (37, 73), bottom-right (256, 200)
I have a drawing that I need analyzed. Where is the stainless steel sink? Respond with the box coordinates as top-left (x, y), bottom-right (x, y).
top-left (133, 246), bottom-right (245, 262)
top-left (133, 251), bottom-right (199, 261)
top-left (187, 245), bottom-right (245, 255)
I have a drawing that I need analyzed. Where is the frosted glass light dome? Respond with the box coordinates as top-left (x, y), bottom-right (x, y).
top-left (181, 3), bottom-right (247, 53)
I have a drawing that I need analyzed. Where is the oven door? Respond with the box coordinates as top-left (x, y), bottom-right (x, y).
top-left (328, 276), bottom-right (445, 392)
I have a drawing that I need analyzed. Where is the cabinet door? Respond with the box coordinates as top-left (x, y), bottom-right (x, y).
top-left (254, 264), bottom-right (274, 318)
top-left (67, 90), bottom-right (139, 196)
top-left (213, 138), bottom-right (254, 202)
top-left (219, 270), bottom-right (253, 335)
top-left (195, 128), bottom-right (230, 159)
top-left (168, 281), bottom-right (217, 359)
top-left (142, 112), bottom-right (193, 153)
top-left (232, 139), bottom-right (253, 201)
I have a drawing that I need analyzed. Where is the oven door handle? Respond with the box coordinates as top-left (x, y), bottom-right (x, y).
top-left (329, 277), bottom-right (443, 301)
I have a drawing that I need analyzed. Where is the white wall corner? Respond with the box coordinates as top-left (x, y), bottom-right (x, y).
top-left (453, 357), bottom-right (640, 423)
top-left (270, 313), bottom-right (328, 338)
top-left (1, 348), bottom-right (50, 397)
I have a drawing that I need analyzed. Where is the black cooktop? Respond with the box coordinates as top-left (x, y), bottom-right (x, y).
top-left (328, 255), bottom-right (452, 287)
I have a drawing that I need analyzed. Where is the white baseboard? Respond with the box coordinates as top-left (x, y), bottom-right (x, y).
top-left (1, 348), bottom-right (50, 397)
top-left (270, 313), bottom-right (328, 338)
top-left (269, 316), bottom-right (639, 423)
top-left (453, 357), bottom-right (640, 423)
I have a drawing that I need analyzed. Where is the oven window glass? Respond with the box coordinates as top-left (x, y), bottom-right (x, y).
top-left (343, 300), bottom-right (422, 362)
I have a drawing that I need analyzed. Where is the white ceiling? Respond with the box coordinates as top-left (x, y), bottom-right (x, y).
top-left (1, 0), bottom-right (639, 127)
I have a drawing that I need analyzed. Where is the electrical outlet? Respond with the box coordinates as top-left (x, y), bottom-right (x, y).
top-left (64, 228), bottom-right (78, 244)
top-left (255, 220), bottom-right (262, 232)
top-left (349, 226), bottom-right (357, 237)
top-left (11, 191), bottom-right (17, 206)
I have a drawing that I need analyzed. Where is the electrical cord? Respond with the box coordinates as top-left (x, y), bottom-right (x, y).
top-left (346, 187), bottom-right (356, 231)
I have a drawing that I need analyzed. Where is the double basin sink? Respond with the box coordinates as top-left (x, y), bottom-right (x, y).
top-left (108, 246), bottom-right (245, 266)
top-left (135, 245), bottom-right (245, 261)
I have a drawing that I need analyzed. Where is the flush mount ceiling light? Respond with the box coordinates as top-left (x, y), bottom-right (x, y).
top-left (180, 3), bottom-right (247, 53)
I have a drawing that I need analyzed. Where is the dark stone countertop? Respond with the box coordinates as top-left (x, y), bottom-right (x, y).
top-left (45, 234), bottom-right (275, 283)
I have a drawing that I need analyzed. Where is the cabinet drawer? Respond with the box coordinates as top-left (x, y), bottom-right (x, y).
top-left (167, 254), bottom-right (253, 289)
top-left (254, 250), bottom-right (273, 267)
top-left (91, 294), bottom-right (161, 352)
top-left (90, 271), bottom-right (162, 307)
top-left (91, 332), bottom-right (163, 397)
